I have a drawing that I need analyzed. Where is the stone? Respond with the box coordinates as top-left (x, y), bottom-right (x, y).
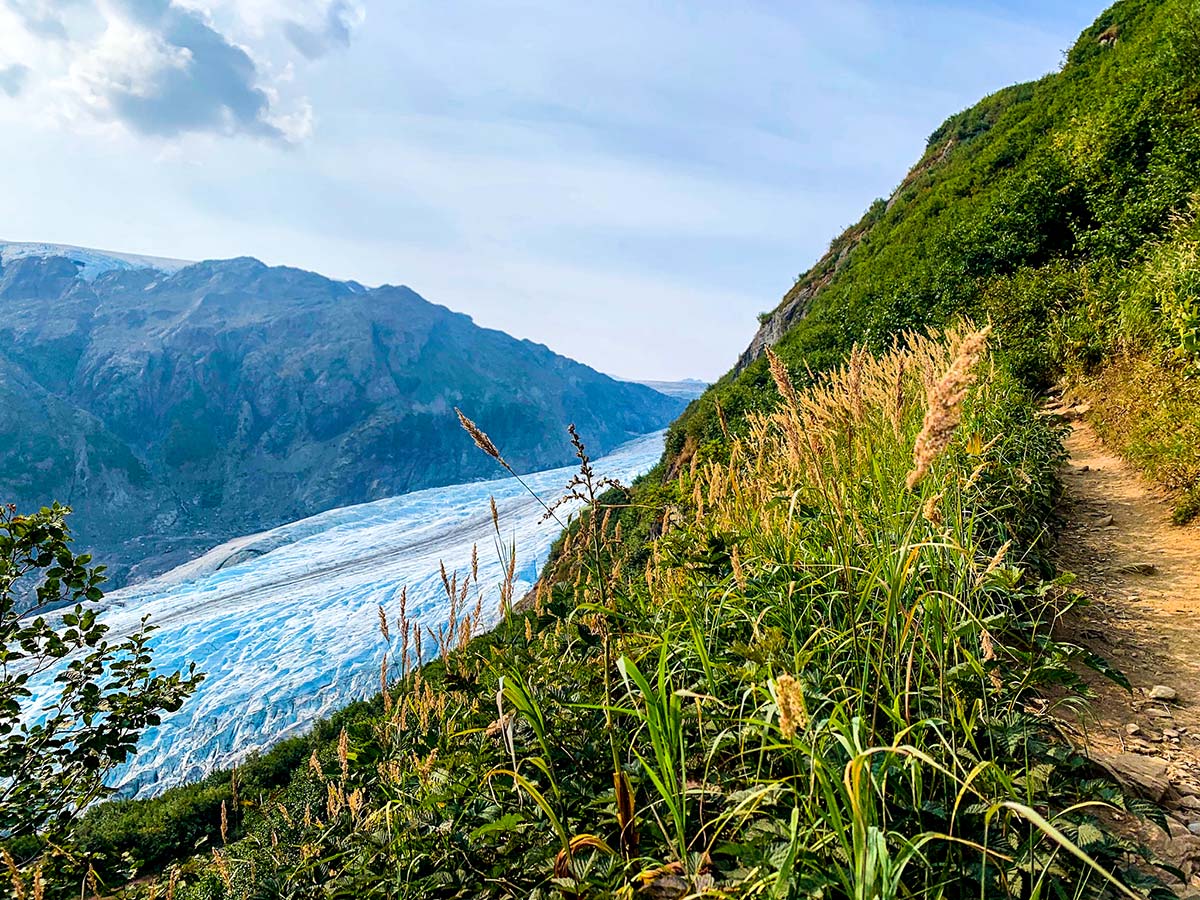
top-left (1093, 751), bottom-right (1172, 801)
top-left (1126, 723), bottom-right (1142, 736)
top-left (1147, 706), bottom-right (1175, 719)
top-left (1118, 563), bottom-right (1159, 576)
top-left (1096, 514), bottom-right (1114, 527)
top-left (1151, 685), bottom-right (1180, 702)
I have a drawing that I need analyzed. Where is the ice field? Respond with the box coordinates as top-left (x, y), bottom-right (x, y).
top-left (32, 430), bottom-right (665, 797)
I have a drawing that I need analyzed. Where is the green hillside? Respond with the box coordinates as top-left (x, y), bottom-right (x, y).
top-left (673, 0), bottom-right (1200, 521)
top-left (10, 1), bottom-right (1200, 897)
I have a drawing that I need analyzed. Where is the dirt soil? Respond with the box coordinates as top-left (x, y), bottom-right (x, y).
top-left (1053, 410), bottom-right (1200, 893)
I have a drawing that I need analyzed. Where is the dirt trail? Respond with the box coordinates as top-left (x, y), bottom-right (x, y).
top-left (1054, 414), bottom-right (1200, 890)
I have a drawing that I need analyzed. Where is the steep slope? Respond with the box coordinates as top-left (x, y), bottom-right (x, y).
top-left (0, 250), bottom-right (684, 583)
top-left (671, 0), bottom-right (1200, 504)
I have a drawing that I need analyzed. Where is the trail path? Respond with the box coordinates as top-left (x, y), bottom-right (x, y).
top-left (1054, 415), bottom-right (1200, 891)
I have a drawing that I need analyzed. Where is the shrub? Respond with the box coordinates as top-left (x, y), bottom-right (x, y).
top-left (0, 504), bottom-right (202, 889)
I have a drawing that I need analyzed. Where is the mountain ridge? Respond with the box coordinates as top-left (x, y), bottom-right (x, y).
top-left (0, 246), bottom-right (686, 585)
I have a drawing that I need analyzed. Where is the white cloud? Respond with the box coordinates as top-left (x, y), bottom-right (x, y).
top-left (0, 0), bottom-right (359, 141)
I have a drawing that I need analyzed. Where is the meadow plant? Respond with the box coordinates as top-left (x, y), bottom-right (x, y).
top-left (119, 327), bottom-right (1158, 900)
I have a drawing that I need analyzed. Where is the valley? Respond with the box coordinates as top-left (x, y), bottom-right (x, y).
top-left (27, 430), bottom-right (667, 798)
top-left (0, 243), bottom-right (684, 587)
top-left (7, 1), bottom-right (1200, 897)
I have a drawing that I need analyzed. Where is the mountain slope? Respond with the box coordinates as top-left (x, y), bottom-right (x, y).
top-left (670, 0), bottom-right (1200, 504)
top-left (0, 249), bottom-right (684, 583)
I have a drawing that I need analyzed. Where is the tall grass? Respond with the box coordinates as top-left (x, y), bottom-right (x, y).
top-left (83, 327), bottom-right (1162, 900)
top-left (1068, 204), bottom-right (1200, 523)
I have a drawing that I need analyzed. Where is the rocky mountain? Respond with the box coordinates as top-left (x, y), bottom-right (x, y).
top-left (0, 244), bottom-right (685, 584)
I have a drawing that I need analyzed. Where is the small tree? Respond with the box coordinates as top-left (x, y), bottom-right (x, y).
top-left (0, 503), bottom-right (202, 844)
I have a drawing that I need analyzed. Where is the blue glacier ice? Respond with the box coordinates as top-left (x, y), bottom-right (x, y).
top-left (37, 430), bottom-right (666, 798)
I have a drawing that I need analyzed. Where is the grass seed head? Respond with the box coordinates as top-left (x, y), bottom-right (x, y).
top-left (765, 346), bottom-right (801, 411)
top-left (338, 728), bottom-right (350, 780)
top-left (775, 673), bottom-right (807, 740)
top-left (906, 325), bottom-right (992, 489)
top-left (455, 408), bottom-right (504, 463)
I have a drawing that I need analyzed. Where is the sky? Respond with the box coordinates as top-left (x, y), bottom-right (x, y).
top-left (0, 0), bottom-right (1104, 381)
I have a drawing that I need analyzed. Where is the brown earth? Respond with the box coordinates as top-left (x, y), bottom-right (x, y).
top-left (1053, 409), bottom-right (1200, 893)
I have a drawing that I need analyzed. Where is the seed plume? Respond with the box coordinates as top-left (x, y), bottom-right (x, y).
top-left (775, 673), bottom-right (807, 740)
top-left (455, 408), bottom-right (505, 465)
top-left (765, 346), bottom-right (800, 411)
top-left (906, 326), bottom-right (991, 489)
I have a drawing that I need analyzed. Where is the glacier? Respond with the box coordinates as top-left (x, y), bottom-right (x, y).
top-left (0, 240), bottom-right (191, 280)
top-left (27, 430), bottom-right (666, 798)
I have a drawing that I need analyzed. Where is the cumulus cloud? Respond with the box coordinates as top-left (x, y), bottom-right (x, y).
top-left (0, 0), bottom-right (362, 142)
top-left (0, 64), bottom-right (28, 96)
top-left (5, 0), bottom-right (70, 39)
top-left (284, 0), bottom-right (364, 60)
top-left (71, 0), bottom-right (294, 140)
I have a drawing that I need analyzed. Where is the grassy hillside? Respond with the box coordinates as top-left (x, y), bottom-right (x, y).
top-left (33, 328), bottom-right (1159, 898)
top-left (11, 0), bottom-right (1200, 897)
top-left (672, 0), bottom-right (1200, 520)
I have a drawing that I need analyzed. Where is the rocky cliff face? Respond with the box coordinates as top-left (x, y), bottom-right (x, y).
top-left (734, 224), bottom-right (866, 372)
top-left (0, 249), bottom-right (684, 584)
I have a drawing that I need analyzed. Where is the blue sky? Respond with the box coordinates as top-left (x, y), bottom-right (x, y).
top-left (0, 0), bottom-right (1102, 380)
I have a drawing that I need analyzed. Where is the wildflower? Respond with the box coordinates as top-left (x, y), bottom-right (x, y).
top-left (906, 326), bottom-right (991, 488)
